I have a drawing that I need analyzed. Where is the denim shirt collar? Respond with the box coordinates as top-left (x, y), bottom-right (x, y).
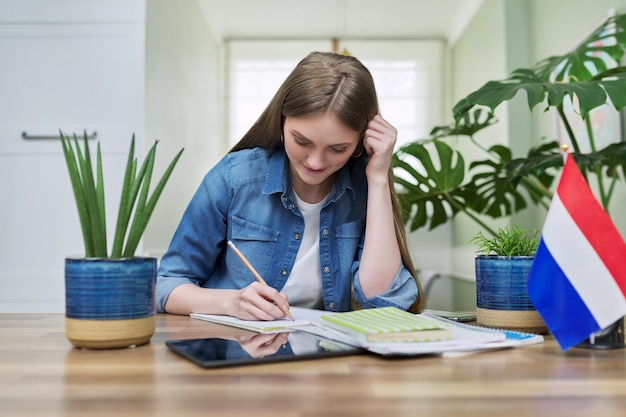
top-left (263, 147), bottom-right (356, 206)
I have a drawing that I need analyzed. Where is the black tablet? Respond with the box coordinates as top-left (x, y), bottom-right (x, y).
top-left (166, 331), bottom-right (363, 368)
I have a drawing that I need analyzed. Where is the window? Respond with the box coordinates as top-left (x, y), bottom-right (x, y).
top-left (225, 39), bottom-right (446, 148)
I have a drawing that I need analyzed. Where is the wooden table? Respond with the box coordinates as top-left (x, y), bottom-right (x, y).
top-left (1, 314), bottom-right (625, 417)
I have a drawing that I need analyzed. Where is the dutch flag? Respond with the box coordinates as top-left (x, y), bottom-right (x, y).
top-left (527, 153), bottom-right (626, 350)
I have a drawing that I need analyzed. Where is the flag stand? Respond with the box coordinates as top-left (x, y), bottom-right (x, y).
top-left (576, 318), bottom-right (625, 350)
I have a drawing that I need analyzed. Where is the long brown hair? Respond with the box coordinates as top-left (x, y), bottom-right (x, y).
top-left (231, 51), bottom-right (423, 311)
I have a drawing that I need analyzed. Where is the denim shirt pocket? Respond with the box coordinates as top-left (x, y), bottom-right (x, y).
top-left (335, 219), bottom-right (364, 239)
top-left (228, 216), bottom-right (280, 281)
top-left (334, 219), bottom-right (365, 271)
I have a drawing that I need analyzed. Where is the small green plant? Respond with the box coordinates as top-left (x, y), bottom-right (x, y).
top-left (60, 131), bottom-right (184, 258)
top-left (469, 224), bottom-right (538, 257)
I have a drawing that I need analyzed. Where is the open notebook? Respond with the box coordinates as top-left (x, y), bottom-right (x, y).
top-left (190, 307), bottom-right (543, 356)
top-left (190, 307), bottom-right (321, 333)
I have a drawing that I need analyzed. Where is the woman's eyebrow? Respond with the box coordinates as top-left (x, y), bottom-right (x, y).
top-left (290, 129), bottom-right (354, 147)
top-left (290, 129), bottom-right (310, 140)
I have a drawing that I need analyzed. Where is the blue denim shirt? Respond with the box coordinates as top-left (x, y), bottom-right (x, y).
top-left (156, 147), bottom-right (418, 313)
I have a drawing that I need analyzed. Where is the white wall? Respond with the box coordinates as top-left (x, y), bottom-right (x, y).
top-left (143, 0), bottom-right (224, 258)
top-left (448, 0), bottom-right (510, 278)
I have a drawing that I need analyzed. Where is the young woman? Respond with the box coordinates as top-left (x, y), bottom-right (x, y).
top-left (157, 51), bottom-right (422, 319)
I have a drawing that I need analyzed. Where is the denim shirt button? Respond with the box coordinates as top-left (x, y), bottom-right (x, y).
top-left (281, 269), bottom-right (288, 276)
top-left (328, 302), bottom-right (335, 309)
top-left (322, 229), bottom-right (329, 236)
top-left (294, 233), bottom-right (300, 240)
top-left (323, 266), bottom-right (330, 273)
top-left (289, 203), bottom-right (295, 209)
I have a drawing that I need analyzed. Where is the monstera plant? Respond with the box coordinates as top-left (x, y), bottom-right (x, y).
top-left (394, 13), bottom-right (626, 237)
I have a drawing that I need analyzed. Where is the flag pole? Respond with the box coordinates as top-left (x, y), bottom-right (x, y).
top-left (560, 143), bottom-right (569, 164)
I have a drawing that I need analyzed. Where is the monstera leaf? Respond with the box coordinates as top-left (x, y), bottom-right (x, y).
top-left (507, 142), bottom-right (563, 187)
top-left (452, 14), bottom-right (626, 122)
top-left (465, 145), bottom-right (529, 218)
top-left (429, 108), bottom-right (497, 139)
top-left (545, 13), bottom-right (626, 82)
top-left (392, 109), bottom-right (532, 234)
top-left (393, 140), bottom-right (467, 231)
top-left (453, 69), bottom-right (626, 123)
top-left (508, 141), bottom-right (626, 206)
top-left (594, 142), bottom-right (626, 179)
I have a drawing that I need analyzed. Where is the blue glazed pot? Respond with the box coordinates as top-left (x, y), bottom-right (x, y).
top-left (65, 256), bottom-right (157, 349)
top-left (475, 255), bottom-right (535, 311)
top-left (475, 255), bottom-right (547, 333)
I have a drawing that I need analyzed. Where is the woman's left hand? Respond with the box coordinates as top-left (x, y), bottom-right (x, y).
top-left (363, 114), bottom-right (397, 183)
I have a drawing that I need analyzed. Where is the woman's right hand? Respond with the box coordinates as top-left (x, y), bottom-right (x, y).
top-left (226, 282), bottom-right (291, 320)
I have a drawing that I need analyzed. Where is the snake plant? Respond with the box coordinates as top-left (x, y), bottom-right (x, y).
top-left (60, 132), bottom-right (184, 258)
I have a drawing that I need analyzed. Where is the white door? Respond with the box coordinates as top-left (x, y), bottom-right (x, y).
top-left (0, 3), bottom-right (145, 312)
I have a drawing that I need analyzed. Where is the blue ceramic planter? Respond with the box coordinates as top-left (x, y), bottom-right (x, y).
top-left (65, 257), bottom-right (157, 349)
top-left (475, 255), bottom-right (547, 333)
top-left (475, 255), bottom-right (535, 311)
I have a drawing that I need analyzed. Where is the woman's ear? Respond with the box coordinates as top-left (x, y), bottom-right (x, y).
top-left (351, 139), bottom-right (364, 159)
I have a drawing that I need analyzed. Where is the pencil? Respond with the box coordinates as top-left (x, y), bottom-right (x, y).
top-left (227, 240), bottom-right (294, 320)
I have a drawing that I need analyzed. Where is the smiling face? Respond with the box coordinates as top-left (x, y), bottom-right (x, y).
top-left (283, 113), bottom-right (361, 203)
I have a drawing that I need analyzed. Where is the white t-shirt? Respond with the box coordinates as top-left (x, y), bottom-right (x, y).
top-left (280, 191), bottom-right (328, 309)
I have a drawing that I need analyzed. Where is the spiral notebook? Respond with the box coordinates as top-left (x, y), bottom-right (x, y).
top-left (423, 315), bottom-right (543, 346)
